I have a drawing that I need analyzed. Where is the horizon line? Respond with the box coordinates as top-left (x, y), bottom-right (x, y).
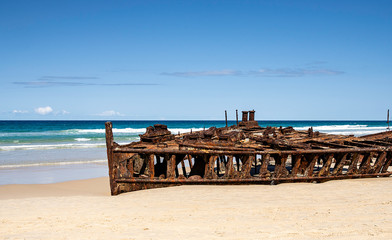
top-left (0, 119), bottom-right (388, 122)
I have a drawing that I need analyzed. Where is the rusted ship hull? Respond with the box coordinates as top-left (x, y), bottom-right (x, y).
top-left (105, 111), bottom-right (392, 195)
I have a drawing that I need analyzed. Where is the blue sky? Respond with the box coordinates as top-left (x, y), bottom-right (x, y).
top-left (0, 0), bottom-right (391, 120)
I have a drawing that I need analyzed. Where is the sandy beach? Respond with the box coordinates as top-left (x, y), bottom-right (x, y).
top-left (0, 177), bottom-right (391, 239)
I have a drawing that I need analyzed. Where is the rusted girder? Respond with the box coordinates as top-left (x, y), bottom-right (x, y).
top-left (113, 147), bottom-right (390, 155)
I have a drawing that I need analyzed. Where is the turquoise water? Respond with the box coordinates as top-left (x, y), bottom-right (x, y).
top-left (0, 120), bottom-right (389, 184)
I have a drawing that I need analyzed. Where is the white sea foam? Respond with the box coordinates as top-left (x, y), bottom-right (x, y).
top-left (0, 131), bottom-right (57, 137)
top-left (0, 138), bottom-right (140, 152)
top-left (0, 159), bottom-right (107, 169)
top-left (0, 143), bottom-right (106, 151)
top-left (73, 127), bottom-right (205, 135)
top-left (322, 130), bottom-right (386, 136)
top-left (74, 138), bottom-right (91, 142)
top-left (74, 128), bottom-right (146, 134)
top-left (294, 125), bottom-right (388, 136)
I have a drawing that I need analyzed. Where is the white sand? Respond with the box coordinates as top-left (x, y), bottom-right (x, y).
top-left (1, 177), bottom-right (392, 239)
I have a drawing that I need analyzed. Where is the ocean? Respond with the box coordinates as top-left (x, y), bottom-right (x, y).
top-left (0, 120), bottom-right (389, 185)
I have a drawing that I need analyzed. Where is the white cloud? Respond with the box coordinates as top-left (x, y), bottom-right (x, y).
top-left (98, 110), bottom-right (124, 117)
top-left (162, 70), bottom-right (240, 77)
top-left (12, 110), bottom-right (28, 114)
top-left (162, 67), bottom-right (344, 78)
top-left (54, 110), bottom-right (70, 115)
top-left (35, 106), bottom-right (53, 115)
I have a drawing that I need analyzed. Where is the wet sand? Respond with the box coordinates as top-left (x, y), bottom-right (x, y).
top-left (1, 177), bottom-right (392, 239)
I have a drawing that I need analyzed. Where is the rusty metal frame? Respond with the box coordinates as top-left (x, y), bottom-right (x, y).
top-left (105, 112), bottom-right (392, 195)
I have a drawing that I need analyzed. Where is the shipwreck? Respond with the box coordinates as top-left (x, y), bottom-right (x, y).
top-left (105, 110), bottom-right (392, 195)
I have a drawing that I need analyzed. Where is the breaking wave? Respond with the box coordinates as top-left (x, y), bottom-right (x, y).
top-left (0, 159), bottom-right (106, 169)
top-left (72, 127), bottom-right (205, 134)
top-left (74, 138), bottom-right (91, 142)
top-left (0, 143), bottom-right (106, 151)
top-left (294, 124), bottom-right (388, 136)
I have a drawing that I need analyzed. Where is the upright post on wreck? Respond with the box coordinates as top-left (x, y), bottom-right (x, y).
top-left (242, 111), bottom-right (248, 122)
top-left (225, 110), bottom-right (228, 127)
top-left (105, 122), bottom-right (117, 195)
top-left (387, 109), bottom-right (390, 130)
top-left (236, 110), bottom-right (239, 126)
top-left (249, 110), bottom-right (255, 121)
